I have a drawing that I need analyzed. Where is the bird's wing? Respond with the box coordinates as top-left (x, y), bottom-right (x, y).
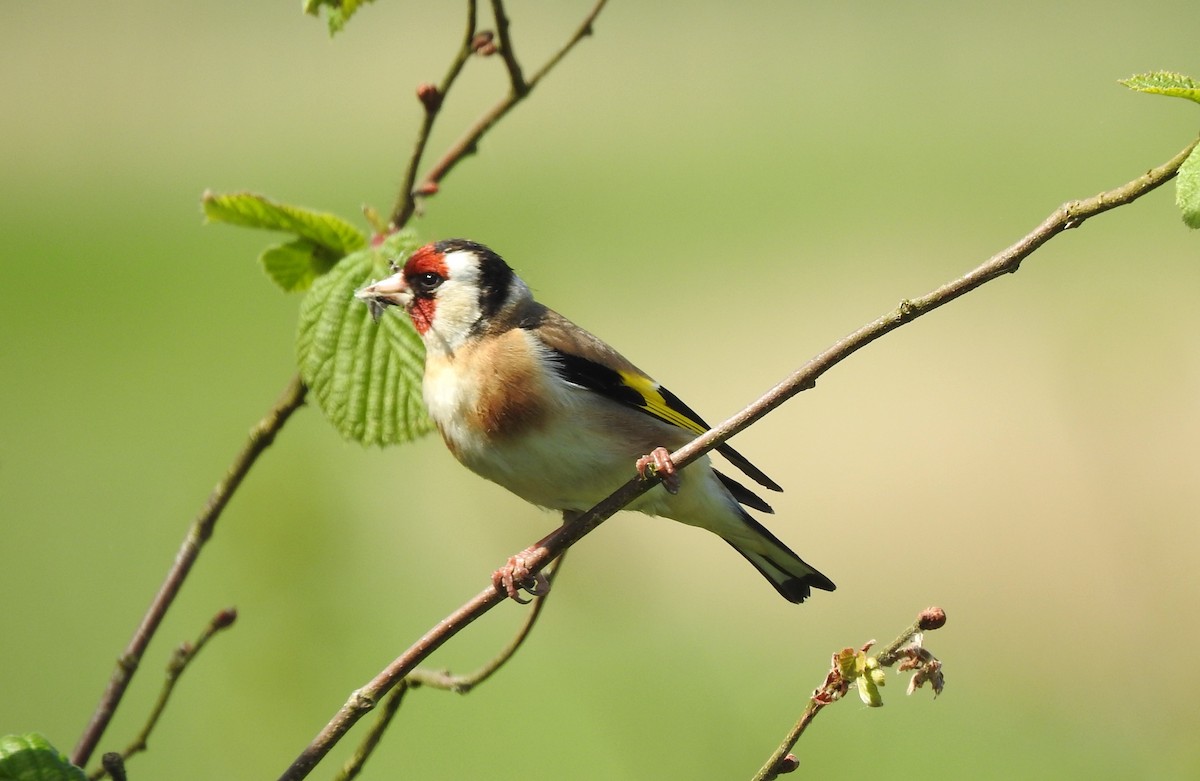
top-left (530, 309), bottom-right (782, 494)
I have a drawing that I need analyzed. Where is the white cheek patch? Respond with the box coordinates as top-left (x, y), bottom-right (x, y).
top-left (424, 252), bottom-right (484, 354)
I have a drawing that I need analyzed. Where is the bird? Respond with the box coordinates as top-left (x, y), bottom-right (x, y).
top-left (355, 238), bottom-right (835, 604)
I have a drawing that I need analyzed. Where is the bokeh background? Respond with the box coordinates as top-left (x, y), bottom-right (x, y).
top-left (2, 2), bottom-right (1198, 778)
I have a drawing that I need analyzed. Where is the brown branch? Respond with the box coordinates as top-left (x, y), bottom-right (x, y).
top-left (332, 553), bottom-right (567, 781)
top-left (331, 680), bottom-right (411, 781)
top-left (88, 609), bottom-right (239, 780)
top-left (277, 136), bottom-right (1196, 781)
top-left (408, 550), bottom-right (566, 693)
top-left (76, 2), bottom-right (610, 770)
top-left (489, 0), bottom-right (526, 94)
top-left (389, 0), bottom-right (479, 229)
top-left (754, 607), bottom-right (949, 780)
top-left (405, 0), bottom-right (608, 210)
top-left (72, 375), bottom-right (308, 768)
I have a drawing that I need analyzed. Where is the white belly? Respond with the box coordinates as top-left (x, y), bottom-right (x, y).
top-left (422, 340), bottom-right (685, 515)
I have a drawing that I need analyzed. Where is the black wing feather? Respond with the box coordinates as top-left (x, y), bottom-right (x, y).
top-left (548, 348), bottom-right (783, 493)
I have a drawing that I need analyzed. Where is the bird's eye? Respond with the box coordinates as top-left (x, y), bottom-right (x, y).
top-left (411, 271), bottom-right (443, 295)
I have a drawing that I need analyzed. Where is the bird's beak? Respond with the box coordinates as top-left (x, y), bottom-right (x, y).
top-left (356, 272), bottom-right (410, 323)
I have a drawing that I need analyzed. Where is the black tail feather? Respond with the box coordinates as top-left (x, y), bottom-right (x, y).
top-left (724, 509), bottom-right (836, 604)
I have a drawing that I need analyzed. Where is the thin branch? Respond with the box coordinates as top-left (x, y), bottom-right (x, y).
top-left (72, 375), bottom-right (308, 768)
top-left (389, 0), bottom-right (478, 229)
top-left (753, 607), bottom-right (949, 781)
top-left (332, 554), bottom-right (567, 781)
top-left (753, 701), bottom-right (821, 781)
top-left (332, 680), bottom-right (411, 781)
top-left (489, 0), bottom-right (526, 94)
top-left (276, 136), bottom-right (1196, 781)
top-left (99, 754), bottom-right (127, 781)
top-left (88, 609), bottom-right (239, 781)
top-left (410, 551), bottom-right (566, 693)
top-left (409, 0), bottom-right (608, 202)
top-left (876, 606), bottom-right (946, 666)
top-left (76, 2), bottom-right (608, 769)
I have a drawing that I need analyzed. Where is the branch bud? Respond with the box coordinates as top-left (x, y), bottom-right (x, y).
top-left (416, 82), bottom-right (442, 112)
top-left (212, 607), bottom-right (239, 630)
top-left (774, 754), bottom-right (799, 775)
top-left (102, 753), bottom-right (128, 781)
top-left (472, 30), bottom-right (497, 56)
top-left (917, 606), bottom-right (946, 631)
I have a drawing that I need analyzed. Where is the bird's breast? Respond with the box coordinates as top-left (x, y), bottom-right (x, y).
top-left (422, 329), bottom-right (673, 511)
top-left (423, 329), bottom-right (553, 461)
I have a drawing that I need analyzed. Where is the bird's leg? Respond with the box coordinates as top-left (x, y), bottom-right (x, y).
top-left (493, 517), bottom-right (571, 603)
top-left (492, 551), bottom-right (550, 604)
top-left (636, 446), bottom-right (681, 494)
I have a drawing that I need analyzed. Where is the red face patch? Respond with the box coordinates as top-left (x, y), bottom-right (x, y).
top-left (402, 245), bottom-right (449, 335)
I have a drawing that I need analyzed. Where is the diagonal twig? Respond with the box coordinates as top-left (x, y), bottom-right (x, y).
top-left (276, 135), bottom-right (1197, 781)
top-left (489, 0), bottom-right (526, 94)
top-left (393, 0), bottom-right (608, 226)
top-left (407, 550), bottom-right (567, 693)
top-left (72, 376), bottom-right (307, 768)
top-left (332, 553), bottom-right (567, 781)
top-left (753, 607), bottom-right (948, 780)
top-left (74, 3), bottom-right (611, 769)
top-left (390, 0), bottom-right (480, 230)
top-left (88, 609), bottom-right (239, 780)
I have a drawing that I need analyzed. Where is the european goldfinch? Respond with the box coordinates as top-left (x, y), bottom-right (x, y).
top-left (356, 239), bottom-right (835, 604)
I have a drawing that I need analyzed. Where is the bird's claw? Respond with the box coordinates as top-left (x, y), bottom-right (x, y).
top-left (636, 446), bottom-right (681, 494)
top-left (493, 550), bottom-right (551, 603)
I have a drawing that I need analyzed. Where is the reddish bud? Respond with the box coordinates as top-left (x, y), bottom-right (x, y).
top-left (213, 607), bottom-right (238, 630)
top-left (416, 82), bottom-right (442, 112)
top-left (472, 30), bottom-right (497, 55)
top-left (775, 754), bottom-right (800, 775)
top-left (414, 181), bottom-right (440, 197)
top-left (918, 606), bottom-right (946, 631)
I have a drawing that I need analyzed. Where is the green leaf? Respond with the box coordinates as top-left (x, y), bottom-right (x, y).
top-left (1120, 71), bottom-right (1200, 104)
top-left (0, 734), bottom-right (87, 781)
top-left (261, 239), bottom-right (340, 293)
top-left (202, 191), bottom-right (367, 256)
top-left (297, 231), bottom-right (432, 446)
top-left (303, 0), bottom-right (377, 35)
top-left (1178, 146), bottom-right (1200, 229)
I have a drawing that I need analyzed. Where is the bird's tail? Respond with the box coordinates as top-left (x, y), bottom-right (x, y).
top-left (724, 511), bottom-right (836, 604)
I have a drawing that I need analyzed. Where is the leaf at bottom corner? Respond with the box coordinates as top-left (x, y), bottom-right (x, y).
top-left (0, 734), bottom-right (87, 781)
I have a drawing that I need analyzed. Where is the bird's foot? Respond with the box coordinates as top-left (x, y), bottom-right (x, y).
top-left (636, 446), bottom-right (681, 494)
top-left (493, 548), bottom-right (551, 604)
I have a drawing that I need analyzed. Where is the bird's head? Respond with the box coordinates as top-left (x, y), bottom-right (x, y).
top-left (356, 239), bottom-right (528, 351)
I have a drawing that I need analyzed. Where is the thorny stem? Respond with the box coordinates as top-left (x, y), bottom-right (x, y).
top-left (279, 136), bottom-right (1199, 781)
top-left (72, 376), bottom-right (307, 768)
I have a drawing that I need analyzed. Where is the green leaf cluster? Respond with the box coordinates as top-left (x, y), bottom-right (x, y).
top-left (1121, 71), bottom-right (1200, 228)
top-left (0, 734), bottom-right (86, 781)
top-left (204, 191), bottom-right (431, 446)
top-left (202, 191), bottom-right (367, 291)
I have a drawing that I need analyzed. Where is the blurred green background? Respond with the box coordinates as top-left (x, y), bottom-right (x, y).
top-left (2, 2), bottom-right (1198, 779)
